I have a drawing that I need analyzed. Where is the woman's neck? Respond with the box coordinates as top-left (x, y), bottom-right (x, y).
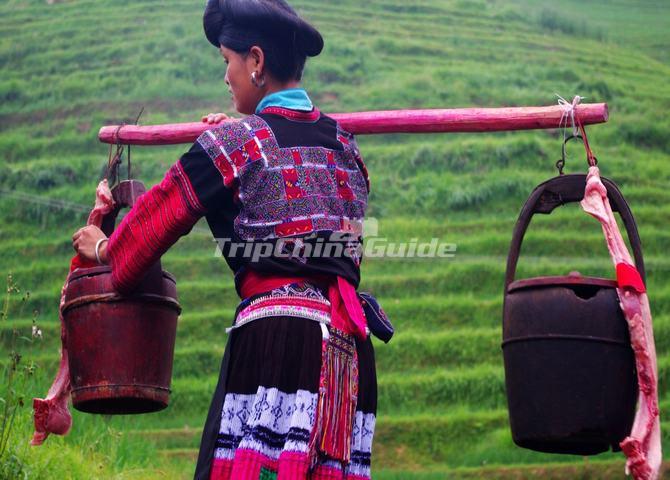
top-left (263, 80), bottom-right (301, 97)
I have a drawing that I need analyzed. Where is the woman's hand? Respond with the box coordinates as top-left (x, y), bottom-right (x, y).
top-left (201, 112), bottom-right (233, 124)
top-left (72, 225), bottom-right (108, 264)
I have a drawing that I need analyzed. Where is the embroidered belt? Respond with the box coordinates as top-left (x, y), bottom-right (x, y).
top-left (227, 282), bottom-right (332, 333)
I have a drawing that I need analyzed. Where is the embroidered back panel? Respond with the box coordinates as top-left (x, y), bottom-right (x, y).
top-left (197, 115), bottom-right (369, 241)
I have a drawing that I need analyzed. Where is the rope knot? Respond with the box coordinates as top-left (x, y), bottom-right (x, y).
top-left (556, 94), bottom-right (584, 136)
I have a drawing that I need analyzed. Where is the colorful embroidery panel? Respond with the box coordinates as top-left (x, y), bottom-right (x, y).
top-left (197, 115), bottom-right (368, 241)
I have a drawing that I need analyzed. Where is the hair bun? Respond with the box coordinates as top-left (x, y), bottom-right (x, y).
top-left (203, 0), bottom-right (226, 48)
top-left (297, 22), bottom-right (323, 57)
top-left (204, 0), bottom-right (323, 56)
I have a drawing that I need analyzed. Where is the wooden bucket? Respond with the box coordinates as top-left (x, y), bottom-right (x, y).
top-left (62, 180), bottom-right (181, 414)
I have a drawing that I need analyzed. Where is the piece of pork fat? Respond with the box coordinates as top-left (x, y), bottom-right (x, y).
top-left (580, 166), bottom-right (661, 480)
top-left (31, 179), bottom-right (115, 446)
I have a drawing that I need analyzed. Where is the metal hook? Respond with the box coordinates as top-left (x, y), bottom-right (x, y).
top-left (556, 134), bottom-right (584, 175)
top-left (105, 136), bottom-right (124, 187)
top-left (105, 107), bottom-right (144, 184)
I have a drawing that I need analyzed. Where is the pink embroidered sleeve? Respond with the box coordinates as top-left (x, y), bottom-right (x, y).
top-left (106, 159), bottom-right (207, 295)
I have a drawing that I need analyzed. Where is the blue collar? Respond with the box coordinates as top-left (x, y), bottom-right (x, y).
top-left (255, 88), bottom-right (314, 114)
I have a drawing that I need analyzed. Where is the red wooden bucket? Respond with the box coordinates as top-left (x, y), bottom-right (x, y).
top-left (62, 180), bottom-right (181, 414)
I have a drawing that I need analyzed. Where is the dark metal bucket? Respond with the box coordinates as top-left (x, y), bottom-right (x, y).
top-left (62, 180), bottom-right (181, 414)
top-left (502, 174), bottom-right (643, 455)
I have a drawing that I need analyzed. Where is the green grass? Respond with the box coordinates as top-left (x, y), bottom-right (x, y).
top-left (0, 369), bottom-right (164, 479)
top-left (1, 0), bottom-right (669, 477)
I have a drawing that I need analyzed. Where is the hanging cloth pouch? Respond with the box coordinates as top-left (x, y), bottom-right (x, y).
top-left (358, 292), bottom-right (394, 343)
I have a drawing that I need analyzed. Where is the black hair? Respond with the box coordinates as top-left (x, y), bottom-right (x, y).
top-left (203, 0), bottom-right (323, 82)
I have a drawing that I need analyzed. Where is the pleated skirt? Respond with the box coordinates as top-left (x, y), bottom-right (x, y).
top-left (200, 313), bottom-right (377, 480)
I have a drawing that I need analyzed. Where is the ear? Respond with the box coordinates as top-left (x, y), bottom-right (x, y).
top-left (248, 46), bottom-right (265, 75)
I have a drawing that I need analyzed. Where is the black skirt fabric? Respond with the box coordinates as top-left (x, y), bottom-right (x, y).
top-left (194, 289), bottom-right (377, 480)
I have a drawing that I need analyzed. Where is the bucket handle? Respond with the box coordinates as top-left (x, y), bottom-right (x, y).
top-left (100, 179), bottom-right (147, 237)
top-left (504, 174), bottom-right (645, 290)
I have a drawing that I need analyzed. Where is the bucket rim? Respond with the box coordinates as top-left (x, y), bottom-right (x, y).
top-left (508, 275), bottom-right (617, 293)
top-left (61, 292), bottom-right (182, 315)
top-left (67, 265), bottom-right (177, 283)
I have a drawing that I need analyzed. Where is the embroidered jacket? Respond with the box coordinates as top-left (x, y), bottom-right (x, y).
top-left (106, 104), bottom-right (370, 297)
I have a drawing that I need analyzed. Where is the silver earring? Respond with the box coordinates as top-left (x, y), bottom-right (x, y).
top-left (251, 71), bottom-right (266, 88)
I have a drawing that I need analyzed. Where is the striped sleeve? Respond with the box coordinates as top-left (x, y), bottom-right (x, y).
top-left (107, 141), bottom-right (222, 295)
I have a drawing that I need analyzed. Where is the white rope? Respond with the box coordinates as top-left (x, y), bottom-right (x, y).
top-left (556, 93), bottom-right (585, 142)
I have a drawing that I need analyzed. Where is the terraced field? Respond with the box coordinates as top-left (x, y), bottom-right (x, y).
top-left (1, 0), bottom-right (669, 478)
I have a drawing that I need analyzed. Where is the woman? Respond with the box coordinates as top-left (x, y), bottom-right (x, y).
top-left (72, 0), bottom-right (377, 479)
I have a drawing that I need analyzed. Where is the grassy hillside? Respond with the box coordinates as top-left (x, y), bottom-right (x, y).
top-left (1, 0), bottom-right (669, 478)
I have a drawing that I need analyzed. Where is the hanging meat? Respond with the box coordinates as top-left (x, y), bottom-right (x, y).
top-left (31, 179), bottom-right (115, 446)
top-left (581, 165), bottom-right (662, 480)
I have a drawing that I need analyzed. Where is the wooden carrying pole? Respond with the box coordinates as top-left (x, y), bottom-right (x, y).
top-left (98, 103), bottom-right (608, 146)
